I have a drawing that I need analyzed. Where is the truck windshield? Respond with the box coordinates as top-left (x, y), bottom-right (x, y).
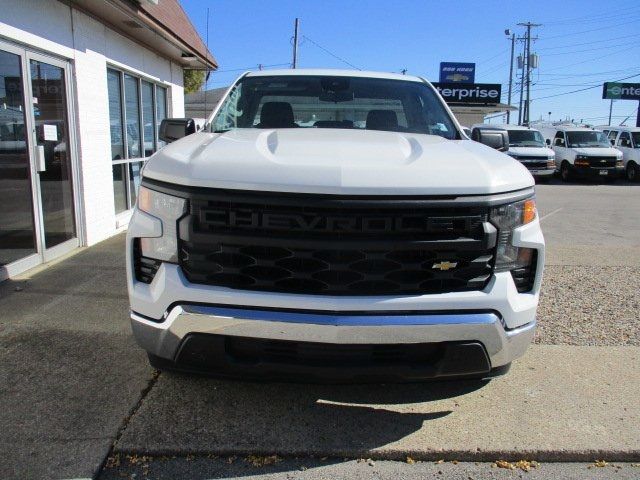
top-left (632, 132), bottom-right (640, 148)
top-left (566, 131), bottom-right (610, 148)
top-left (211, 75), bottom-right (458, 139)
top-left (508, 130), bottom-right (545, 147)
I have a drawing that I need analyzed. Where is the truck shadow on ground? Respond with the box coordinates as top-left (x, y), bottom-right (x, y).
top-left (117, 372), bottom-right (490, 460)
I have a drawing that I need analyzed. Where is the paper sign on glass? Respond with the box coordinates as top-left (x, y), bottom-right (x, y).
top-left (43, 124), bottom-right (58, 141)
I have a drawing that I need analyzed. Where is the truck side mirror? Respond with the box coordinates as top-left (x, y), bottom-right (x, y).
top-left (159, 118), bottom-right (196, 143)
top-left (545, 138), bottom-right (551, 146)
top-left (554, 138), bottom-right (564, 147)
top-left (610, 139), bottom-right (615, 146)
top-left (476, 129), bottom-right (509, 152)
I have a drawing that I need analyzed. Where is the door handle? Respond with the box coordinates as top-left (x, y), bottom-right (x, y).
top-left (36, 145), bottom-right (46, 172)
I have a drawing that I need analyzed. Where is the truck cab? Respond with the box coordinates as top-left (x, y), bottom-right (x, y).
top-left (540, 126), bottom-right (623, 182)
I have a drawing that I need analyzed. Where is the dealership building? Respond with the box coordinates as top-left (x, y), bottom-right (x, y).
top-left (0, 0), bottom-right (216, 280)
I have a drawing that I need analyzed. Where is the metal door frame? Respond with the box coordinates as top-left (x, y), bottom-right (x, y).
top-left (0, 40), bottom-right (81, 280)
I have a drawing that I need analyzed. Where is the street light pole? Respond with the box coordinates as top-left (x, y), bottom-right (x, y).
top-left (506, 30), bottom-right (515, 124)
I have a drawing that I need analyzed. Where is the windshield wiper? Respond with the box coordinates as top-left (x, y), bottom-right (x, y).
top-left (213, 128), bottom-right (232, 133)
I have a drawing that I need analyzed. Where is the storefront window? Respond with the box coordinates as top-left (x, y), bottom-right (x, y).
top-left (156, 86), bottom-right (167, 149)
top-left (106, 68), bottom-right (169, 213)
top-left (141, 81), bottom-right (155, 157)
top-left (124, 74), bottom-right (141, 158)
top-left (107, 69), bottom-right (124, 160)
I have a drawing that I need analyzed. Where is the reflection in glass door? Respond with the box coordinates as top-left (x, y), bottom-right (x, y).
top-left (29, 58), bottom-right (76, 250)
top-left (0, 49), bottom-right (38, 267)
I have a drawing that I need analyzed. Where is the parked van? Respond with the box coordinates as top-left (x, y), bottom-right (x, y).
top-left (539, 126), bottom-right (623, 182)
top-left (597, 126), bottom-right (640, 182)
top-left (471, 124), bottom-right (555, 181)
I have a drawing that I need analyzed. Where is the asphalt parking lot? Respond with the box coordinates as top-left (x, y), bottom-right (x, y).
top-left (0, 179), bottom-right (639, 479)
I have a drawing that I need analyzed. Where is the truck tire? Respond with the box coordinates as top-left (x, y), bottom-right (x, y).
top-left (560, 161), bottom-right (572, 182)
top-left (627, 162), bottom-right (638, 182)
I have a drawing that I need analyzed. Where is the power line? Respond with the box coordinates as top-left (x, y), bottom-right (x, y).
top-left (542, 6), bottom-right (640, 25)
top-left (542, 45), bottom-right (637, 72)
top-left (213, 63), bottom-right (290, 73)
top-left (531, 72), bottom-right (640, 101)
top-left (536, 33), bottom-right (640, 51)
top-left (536, 68), bottom-right (630, 77)
top-left (301, 35), bottom-right (361, 70)
top-left (540, 39), bottom-right (640, 57)
top-left (540, 18), bottom-right (640, 40)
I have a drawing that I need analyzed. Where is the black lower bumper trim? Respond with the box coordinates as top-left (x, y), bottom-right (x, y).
top-left (149, 334), bottom-right (498, 383)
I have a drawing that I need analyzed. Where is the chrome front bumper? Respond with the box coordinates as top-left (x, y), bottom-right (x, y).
top-left (131, 305), bottom-right (536, 369)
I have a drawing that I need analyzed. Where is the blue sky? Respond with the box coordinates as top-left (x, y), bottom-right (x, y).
top-left (180, 0), bottom-right (640, 125)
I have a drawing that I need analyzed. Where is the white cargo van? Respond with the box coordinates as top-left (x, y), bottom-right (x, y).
top-left (597, 126), bottom-right (640, 182)
top-left (471, 124), bottom-right (555, 181)
top-left (540, 126), bottom-right (623, 182)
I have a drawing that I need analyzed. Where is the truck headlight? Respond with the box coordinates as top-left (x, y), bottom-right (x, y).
top-left (547, 156), bottom-right (555, 169)
top-left (137, 186), bottom-right (187, 262)
top-left (490, 198), bottom-right (536, 273)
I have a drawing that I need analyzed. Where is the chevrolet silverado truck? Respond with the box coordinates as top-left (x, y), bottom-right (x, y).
top-left (126, 69), bottom-right (544, 382)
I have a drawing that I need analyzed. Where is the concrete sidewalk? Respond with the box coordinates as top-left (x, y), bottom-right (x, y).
top-left (0, 229), bottom-right (639, 479)
top-left (0, 234), bottom-right (154, 479)
top-left (114, 345), bottom-right (640, 462)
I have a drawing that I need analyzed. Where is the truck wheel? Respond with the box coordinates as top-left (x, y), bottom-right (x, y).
top-left (627, 162), bottom-right (639, 182)
top-left (560, 161), bottom-right (572, 182)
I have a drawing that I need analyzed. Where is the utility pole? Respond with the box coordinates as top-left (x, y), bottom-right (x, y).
top-left (517, 50), bottom-right (525, 125)
top-left (518, 22), bottom-right (541, 126)
top-left (505, 30), bottom-right (515, 124)
top-left (292, 18), bottom-right (300, 69)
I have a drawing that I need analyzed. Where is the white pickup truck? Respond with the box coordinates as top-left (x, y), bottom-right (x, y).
top-left (126, 69), bottom-right (544, 382)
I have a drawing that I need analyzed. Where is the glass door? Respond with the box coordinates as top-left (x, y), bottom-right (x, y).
top-left (27, 54), bottom-right (77, 259)
top-left (0, 42), bottom-right (78, 281)
top-left (0, 45), bottom-right (40, 278)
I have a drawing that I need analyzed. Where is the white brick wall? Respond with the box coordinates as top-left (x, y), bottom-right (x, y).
top-left (0, 0), bottom-right (185, 246)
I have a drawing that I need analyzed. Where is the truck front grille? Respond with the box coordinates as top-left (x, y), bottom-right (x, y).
top-left (587, 156), bottom-right (617, 168)
top-left (177, 190), bottom-right (496, 296)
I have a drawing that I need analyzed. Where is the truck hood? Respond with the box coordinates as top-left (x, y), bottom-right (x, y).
top-left (507, 146), bottom-right (554, 157)
top-left (570, 147), bottom-right (621, 156)
top-left (143, 129), bottom-right (534, 195)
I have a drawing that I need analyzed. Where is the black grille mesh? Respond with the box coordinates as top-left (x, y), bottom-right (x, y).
top-left (178, 191), bottom-right (495, 295)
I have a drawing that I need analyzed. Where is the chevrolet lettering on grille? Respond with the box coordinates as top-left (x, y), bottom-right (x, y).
top-left (201, 209), bottom-right (484, 234)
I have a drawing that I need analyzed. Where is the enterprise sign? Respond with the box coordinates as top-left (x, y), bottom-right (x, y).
top-left (432, 83), bottom-right (502, 104)
top-left (602, 82), bottom-right (640, 100)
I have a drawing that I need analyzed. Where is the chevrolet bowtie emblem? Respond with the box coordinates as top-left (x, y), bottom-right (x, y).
top-left (432, 261), bottom-right (458, 271)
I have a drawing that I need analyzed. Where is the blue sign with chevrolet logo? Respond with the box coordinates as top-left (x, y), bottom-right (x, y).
top-left (439, 62), bottom-right (476, 84)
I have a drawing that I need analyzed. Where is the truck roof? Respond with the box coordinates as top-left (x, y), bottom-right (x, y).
top-left (544, 125), bottom-right (601, 132)
top-left (595, 125), bottom-right (640, 132)
top-left (471, 123), bottom-right (540, 131)
top-left (244, 68), bottom-right (426, 83)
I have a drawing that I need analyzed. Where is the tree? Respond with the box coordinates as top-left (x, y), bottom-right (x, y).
top-left (183, 69), bottom-right (206, 94)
